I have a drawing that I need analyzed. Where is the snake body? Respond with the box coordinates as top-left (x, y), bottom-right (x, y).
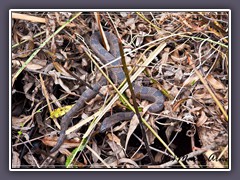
top-left (50, 31), bottom-right (165, 153)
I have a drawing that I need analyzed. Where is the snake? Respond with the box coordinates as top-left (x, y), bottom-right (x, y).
top-left (50, 31), bottom-right (165, 153)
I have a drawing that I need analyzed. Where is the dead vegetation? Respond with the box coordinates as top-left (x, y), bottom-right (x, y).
top-left (11, 11), bottom-right (229, 169)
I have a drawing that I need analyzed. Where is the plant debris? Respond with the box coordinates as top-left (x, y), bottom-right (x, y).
top-left (11, 11), bottom-right (229, 169)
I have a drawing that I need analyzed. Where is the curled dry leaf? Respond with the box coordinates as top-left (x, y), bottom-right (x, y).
top-left (161, 48), bottom-right (170, 64)
top-left (23, 81), bottom-right (34, 93)
top-left (135, 31), bottom-right (146, 47)
top-left (196, 111), bottom-right (208, 127)
top-left (175, 68), bottom-right (183, 82)
top-left (112, 121), bottom-right (129, 132)
top-left (194, 90), bottom-right (212, 100)
top-left (52, 61), bottom-right (71, 77)
top-left (154, 152), bottom-right (164, 163)
top-left (189, 107), bottom-right (203, 114)
top-left (172, 98), bottom-right (188, 112)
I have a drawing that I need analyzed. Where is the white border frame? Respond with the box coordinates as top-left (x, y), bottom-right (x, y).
top-left (9, 9), bottom-right (231, 171)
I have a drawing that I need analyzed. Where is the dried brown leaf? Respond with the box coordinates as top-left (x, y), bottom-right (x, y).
top-left (131, 152), bottom-right (145, 161)
top-left (107, 133), bottom-right (121, 146)
top-left (52, 62), bottom-right (70, 76)
top-left (12, 115), bottom-right (32, 128)
top-left (206, 75), bottom-right (226, 90)
top-left (12, 151), bottom-right (21, 168)
top-left (41, 136), bottom-right (80, 150)
top-left (106, 140), bottom-right (125, 159)
top-left (124, 114), bottom-right (138, 150)
top-left (48, 70), bottom-right (74, 94)
top-left (23, 152), bottom-right (38, 167)
top-left (154, 152), bottom-right (164, 163)
top-left (118, 158), bottom-right (139, 168)
top-left (135, 31), bottom-right (146, 47)
top-left (92, 141), bottom-right (101, 163)
top-left (125, 18), bottom-right (135, 29)
top-left (174, 68), bottom-right (183, 83)
top-left (196, 111), bottom-right (208, 127)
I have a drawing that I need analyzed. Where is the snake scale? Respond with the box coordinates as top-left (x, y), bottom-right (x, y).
top-left (50, 31), bottom-right (165, 153)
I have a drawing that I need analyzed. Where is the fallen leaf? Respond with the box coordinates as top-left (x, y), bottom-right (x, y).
top-left (92, 141), bottom-right (101, 163)
top-left (118, 158), bottom-right (140, 168)
top-left (41, 136), bottom-right (80, 149)
top-left (125, 114), bottom-right (139, 150)
top-left (196, 111), bottom-right (208, 127)
top-left (135, 31), bottom-right (146, 47)
top-left (107, 133), bottom-right (121, 146)
top-left (12, 151), bottom-right (21, 168)
top-left (12, 115), bottom-right (32, 127)
top-left (23, 152), bottom-right (38, 167)
top-left (131, 152), bottom-right (145, 161)
top-left (206, 75), bottom-right (226, 90)
top-left (48, 70), bottom-right (75, 94)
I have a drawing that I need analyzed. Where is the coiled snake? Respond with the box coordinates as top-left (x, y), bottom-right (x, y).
top-left (50, 31), bottom-right (165, 153)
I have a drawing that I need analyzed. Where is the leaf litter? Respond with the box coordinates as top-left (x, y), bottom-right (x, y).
top-left (11, 11), bottom-right (229, 169)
